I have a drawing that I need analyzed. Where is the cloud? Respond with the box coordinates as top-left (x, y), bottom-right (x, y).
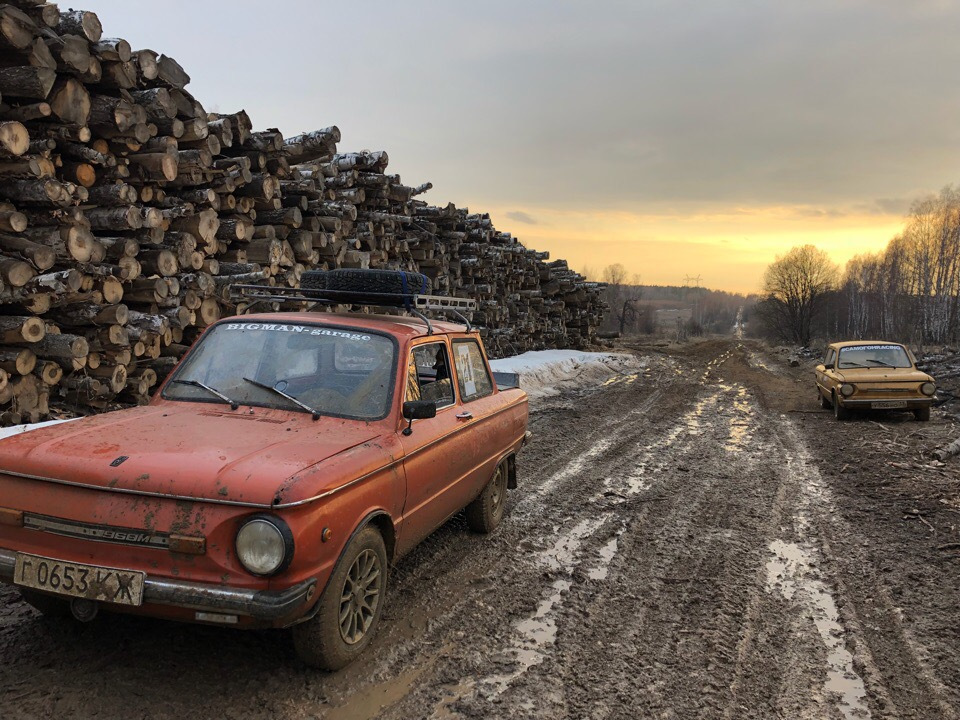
top-left (793, 207), bottom-right (849, 219)
top-left (505, 210), bottom-right (538, 225)
top-left (872, 197), bottom-right (914, 216)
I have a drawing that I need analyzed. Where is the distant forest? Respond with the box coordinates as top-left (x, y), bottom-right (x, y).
top-left (586, 264), bottom-right (752, 337)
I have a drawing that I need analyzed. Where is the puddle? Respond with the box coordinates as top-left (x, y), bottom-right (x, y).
top-left (588, 535), bottom-right (621, 580)
top-left (326, 663), bottom-right (430, 720)
top-left (429, 679), bottom-right (476, 720)
top-left (540, 517), bottom-right (607, 570)
top-left (769, 422), bottom-right (872, 720)
top-left (746, 351), bottom-right (774, 372)
top-left (766, 539), bottom-right (871, 720)
top-left (725, 385), bottom-right (754, 453)
top-left (465, 512), bottom-right (613, 699)
top-left (524, 437), bottom-right (613, 502)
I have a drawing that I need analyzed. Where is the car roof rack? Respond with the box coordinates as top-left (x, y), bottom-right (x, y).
top-left (229, 284), bottom-right (477, 335)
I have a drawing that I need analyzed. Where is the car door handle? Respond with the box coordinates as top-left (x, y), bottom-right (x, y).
top-left (456, 412), bottom-right (473, 420)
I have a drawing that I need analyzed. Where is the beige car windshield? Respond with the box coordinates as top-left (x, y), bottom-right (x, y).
top-left (838, 345), bottom-right (911, 369)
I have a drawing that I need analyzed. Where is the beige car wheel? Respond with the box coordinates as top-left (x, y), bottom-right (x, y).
top-left (833, 392), bottom-right (850, 420)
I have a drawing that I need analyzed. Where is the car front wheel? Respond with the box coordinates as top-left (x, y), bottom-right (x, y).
top-left (292, 525), bottom-right (387, 671)
top-left (833, 393), bottom-right (849, 420)
top-left (820, 390), bottom-right (832, 409)
top-left (465, 461), bottom-right (508, 533)
top-left (914, 407), bottom-right (931, 422)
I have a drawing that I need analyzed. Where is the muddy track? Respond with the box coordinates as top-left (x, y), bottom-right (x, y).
top-left (1, 339), bottom-right (958, 719)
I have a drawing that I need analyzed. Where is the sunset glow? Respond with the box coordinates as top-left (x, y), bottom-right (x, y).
top-left (485, 204), bottom-right (905, 294)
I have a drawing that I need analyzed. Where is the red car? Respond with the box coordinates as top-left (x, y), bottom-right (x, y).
top-left (0, 303), bottom-right (529, 669)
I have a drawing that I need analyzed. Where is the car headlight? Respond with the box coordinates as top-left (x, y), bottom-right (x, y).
top-left (921, 382), bottom-right (936, 396)
top-left (839, 383), bottom-right (855, 397)
top-left (236, 515), bottom-right (294, 576)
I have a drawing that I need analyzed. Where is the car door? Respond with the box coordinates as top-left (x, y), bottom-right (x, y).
top-left (815, 347), bottom-right (836, 398)
top-left (397, 338), bottom-right (474, 553)
top-left (447, 337), bottom-right (507, 500)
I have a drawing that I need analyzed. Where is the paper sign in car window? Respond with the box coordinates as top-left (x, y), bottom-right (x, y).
top-left (457, 344), bottom-right (476, 397)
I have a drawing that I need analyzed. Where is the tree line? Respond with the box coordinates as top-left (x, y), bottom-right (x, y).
top-left (588, 263), bottom-right (748, 337)
top-left (756, 185), bottom-right (960, 347)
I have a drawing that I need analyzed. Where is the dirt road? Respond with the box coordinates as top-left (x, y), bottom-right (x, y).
top-left (2, 338), bottom-right (959, 719)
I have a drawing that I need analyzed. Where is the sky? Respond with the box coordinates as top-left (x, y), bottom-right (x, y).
top-left (86, 1), bottom-right (960, 293)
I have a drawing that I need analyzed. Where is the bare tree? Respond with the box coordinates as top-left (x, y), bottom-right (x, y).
top-left (760, 245), bottom-right (839, 345)
top-left (602, 263), bottom-right (645, 335)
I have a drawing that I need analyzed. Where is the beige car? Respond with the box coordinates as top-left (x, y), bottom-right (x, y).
top-left (815, 341), bottom-right (936, 421)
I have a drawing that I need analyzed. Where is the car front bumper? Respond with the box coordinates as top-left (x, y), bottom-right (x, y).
top-left (838, 397), bottom-right (934, 409)
top-left (0, 547), bottom-right (316, 624)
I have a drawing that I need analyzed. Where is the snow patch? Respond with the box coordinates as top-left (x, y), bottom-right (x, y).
top-left (490, 350), bottom-right (643, 399)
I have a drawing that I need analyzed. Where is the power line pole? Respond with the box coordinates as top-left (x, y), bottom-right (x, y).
top-left (684, 274), bottom-right (703, 326)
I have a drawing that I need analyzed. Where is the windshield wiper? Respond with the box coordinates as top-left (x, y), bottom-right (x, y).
top-left (170, 379), bottom-right (239, 410)
top-left (864, 359), bottom-right (894, 367)
top-left (242, 377), bottom-right (321, 420)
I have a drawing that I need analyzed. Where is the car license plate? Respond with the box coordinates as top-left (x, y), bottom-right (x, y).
top-left (14, 553), bottom-right (144, 606)
top-left (872, 400), bottom-right (907, 409)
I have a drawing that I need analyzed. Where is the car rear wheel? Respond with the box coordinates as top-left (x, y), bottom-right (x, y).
top-left (19, 588), bottom-right (71, 618)
top-left (914, 407), bottom-right (931, 422)
top-left (833, 393), bottom-right (849, 421)
top-left (465, 461), bottom-right (508, 534)
top-left (292, 525), bottom-right (387, 671)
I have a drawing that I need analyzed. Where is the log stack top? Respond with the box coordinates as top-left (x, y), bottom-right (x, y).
top-left (0, 2), bottom-right (607, 424)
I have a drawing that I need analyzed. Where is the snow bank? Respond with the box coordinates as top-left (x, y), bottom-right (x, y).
top-left (490, 350), bottom-right (643, 399)
top-left (0, 417), bottom-right (79, 442)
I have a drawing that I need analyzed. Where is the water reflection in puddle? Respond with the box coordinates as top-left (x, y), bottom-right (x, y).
top-left (588, 535), bottom-right (621, 580)
top-left (766, 539), bottom-right (871, 719)
top-left (474, 513), bottom-right (612, 697)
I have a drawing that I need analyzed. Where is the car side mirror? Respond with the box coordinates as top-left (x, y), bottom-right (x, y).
top-left (823, 363), bottom-right (833, 370)
top-left (402, 400), bottom-right (436, 435)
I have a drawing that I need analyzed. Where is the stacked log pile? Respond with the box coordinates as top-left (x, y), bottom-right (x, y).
top-left (0, 3), bottom-right (606, 424)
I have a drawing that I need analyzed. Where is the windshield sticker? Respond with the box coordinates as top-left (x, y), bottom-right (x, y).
top-left (223, 323), bottom-right (371, 341)
top-left (842, 345), bottom-right (901, 352)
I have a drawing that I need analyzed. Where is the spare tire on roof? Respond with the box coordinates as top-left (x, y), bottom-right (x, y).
top-left (300, 270), bottom-right (327, 295)
top-left (299, 269), bottom-right (432, 305)
top-left (326, 269), bottom-right (431, 296)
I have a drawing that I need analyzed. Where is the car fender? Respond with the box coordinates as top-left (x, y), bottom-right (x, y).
top-left (294, 508), bottom-right (396, 625)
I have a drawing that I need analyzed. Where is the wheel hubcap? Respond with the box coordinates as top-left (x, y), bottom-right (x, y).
top-left (338, 549), bottom-right (382, 645)
top-left (491, 468), bottom-right (505, 509)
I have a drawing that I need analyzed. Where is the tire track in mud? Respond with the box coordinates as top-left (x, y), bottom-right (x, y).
top-left (3, 341), bottom-right (957, 720)
top-left (396, 350), bottom-right (787, 719)
top-left (399, 342), bottom-right (951, 720)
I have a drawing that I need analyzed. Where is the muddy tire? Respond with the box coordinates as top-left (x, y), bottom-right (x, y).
top-left (820, 391), bottom-right (832, 409)
top-left (833, 393), bottom-right (849, 421)
top-left (914, 406), bottom-right (931, 422)
top-left (465, 461), bottom-right (508, 534)
top-left (19, 589), bottom-right (70, 618)
top-left (292, 525), bottom-right (387, 671)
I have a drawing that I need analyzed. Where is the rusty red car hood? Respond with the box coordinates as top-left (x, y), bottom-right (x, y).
top-left (0, 403), bottom-right (383, 507)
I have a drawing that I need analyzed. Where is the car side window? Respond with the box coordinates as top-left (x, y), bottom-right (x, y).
top-left (453, 339), bottom-right (494, 402)
top-left (825, 349), bottom-right (835, 367)
top-left (406, 342), bottom-right (455, 409)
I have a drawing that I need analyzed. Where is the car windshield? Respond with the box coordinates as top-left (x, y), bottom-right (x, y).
top-left (163, 321), bottom-right (397, 420)
top-left (837, 344), bottom-right (912, 369)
